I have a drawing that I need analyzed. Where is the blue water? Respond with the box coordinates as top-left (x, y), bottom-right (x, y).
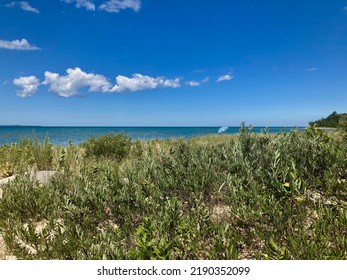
top-left (0, 126), bottom-right (305, 146)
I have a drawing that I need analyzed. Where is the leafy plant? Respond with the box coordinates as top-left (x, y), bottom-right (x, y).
top-left (82, 132), bottom-right (131, 161)
top-left (0, 127), bottom-right (346, 260)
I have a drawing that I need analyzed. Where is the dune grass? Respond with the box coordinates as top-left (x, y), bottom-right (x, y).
top-left (0, 125), bottom-right (346, 259)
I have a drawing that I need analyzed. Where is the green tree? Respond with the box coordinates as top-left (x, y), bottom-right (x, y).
top-left (338, 115), bottom-right (347, 134)
top-left (309, 111), bottom-right (347, 128)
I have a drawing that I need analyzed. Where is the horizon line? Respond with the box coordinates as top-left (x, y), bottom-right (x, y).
top-left (0, 124), bottom-right (307, 128)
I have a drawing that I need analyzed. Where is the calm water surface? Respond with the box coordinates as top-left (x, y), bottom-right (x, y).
top-left (0, 126), bottom-right (305, 146)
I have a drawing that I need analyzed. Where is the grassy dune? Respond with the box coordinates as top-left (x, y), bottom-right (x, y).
top-left (0, 126), bottom-right (346, 259)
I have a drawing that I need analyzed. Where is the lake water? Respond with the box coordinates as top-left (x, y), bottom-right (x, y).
top-left (0, 126), bottom-right (305, 146)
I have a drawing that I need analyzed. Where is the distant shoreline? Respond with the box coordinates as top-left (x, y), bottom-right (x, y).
top-left (0, 126), bottom-right (306, 146)
top-left (315, 127), bottom-right (338, 131)
top-left (0, 125), bottom-right (306, 128)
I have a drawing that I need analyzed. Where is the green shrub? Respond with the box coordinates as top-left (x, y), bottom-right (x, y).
top-left (82, 133), bottom-right (131, 161)
top-left (338, 115), bottom-right (347, 135)
top-left (1, 129), bottom-right (346, 260)
top-left (0, 135), bottom-right (53, 173)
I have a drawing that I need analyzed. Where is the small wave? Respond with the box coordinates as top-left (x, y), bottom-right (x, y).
top-left (218, 126), bottom-right (229, 134)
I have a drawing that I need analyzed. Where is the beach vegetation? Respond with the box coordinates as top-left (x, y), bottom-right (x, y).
top-left (82, 132), bottom-right (131, 161)
top-left (0, 127), bottom-right (346, 259)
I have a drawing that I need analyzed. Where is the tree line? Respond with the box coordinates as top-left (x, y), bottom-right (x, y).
top-left (309, 111), bottom-right (347, 130)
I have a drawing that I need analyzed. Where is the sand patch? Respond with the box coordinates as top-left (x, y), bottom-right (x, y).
top-left (211, 204), bottom-right (231, 223)
top-left (0, 171), bottom-right (58, 188)
top-left (0, 234), bottom-right (17, 260)
top-left (0, 175), bottom-right (17, 186)
top-left (30, 171), bottom-right (58, 185)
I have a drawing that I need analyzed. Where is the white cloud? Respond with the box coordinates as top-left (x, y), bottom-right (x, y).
top-left (63, 0), bottom-right (96, 11)
top-left (217, 74), bottom-right (233, 82)
top-left (63, 0), bottom-right (141, 13)
top-left (5, 1), bottom-right (40, 13)
top-left (186, 77), bottom-right (210, 87)
top-left (15, 67), bottom-right (180, 97)
top-left (13, 76), bottom-right (41, 97)
top-left (111, 73), bottom-right (180, 92)
top-left (43, 67), bottom-right (112, 97)
top-left (99, 0), bottom-right (141, 13)
top-left (186, 81), bottom-right (200, 87)
top-left (201, 77), bottom-right (210, 83)
top-left (0, 38), bottom-right (40, 50)
top-left (306, 67), bottom-right (317, 72)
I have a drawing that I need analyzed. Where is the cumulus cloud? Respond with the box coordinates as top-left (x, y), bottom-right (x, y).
top-left (13, 76), bottom-right (41, 97)
top-left (14, 67), bottom-right (180, 97)
top-left (111, 73), bottom-right (180, 92)
top-left (40, 68), bottom-right (179, 97)
top-left (5, 1), bottom-right (40, 13)
top-left (63, 0), bottom-right (96, 11)
top-left (217, 74), bottom-right (233, 82)
top-left (43, 67), bottom-right (112, 97)
top-left (99, 0), bottom-right (141, 13)
top-left (63, 0), bottom-right (141, 13)
top-left (0, 38), bottom-right (40, 50)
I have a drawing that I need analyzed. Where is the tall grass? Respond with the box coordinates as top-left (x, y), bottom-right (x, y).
top-left (0, 126), bottom-right (346, 259)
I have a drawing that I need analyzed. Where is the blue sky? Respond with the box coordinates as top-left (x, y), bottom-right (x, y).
top-left (1, 0), bottom-right (347, 126)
